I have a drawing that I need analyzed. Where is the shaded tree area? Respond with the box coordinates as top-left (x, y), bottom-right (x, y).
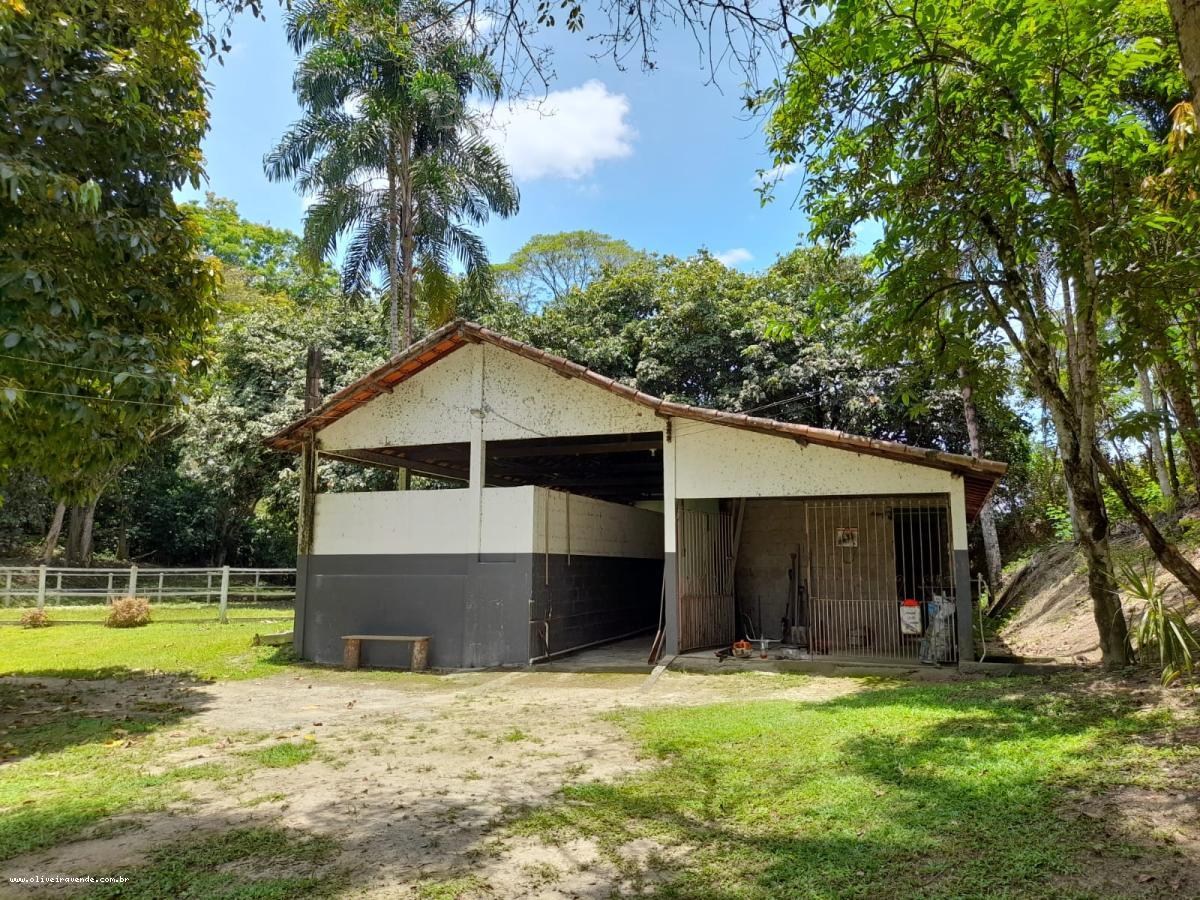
top-left (1, 196), bottom-right (392, 565)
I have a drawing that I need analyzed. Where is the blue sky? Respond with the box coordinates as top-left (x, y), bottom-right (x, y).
top-left (180, 11), bottom-right (823, 272)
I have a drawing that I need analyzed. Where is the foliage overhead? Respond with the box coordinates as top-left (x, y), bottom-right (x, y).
top-left (0, 0), bottom-right (219, 503)
top-left (494, 230), bottom-right (643, 308)
top-left (266, 0), bottom-right (519, 353)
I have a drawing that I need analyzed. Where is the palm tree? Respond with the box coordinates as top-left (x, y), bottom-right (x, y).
top-left (265, 0), bottom-right (518, 354)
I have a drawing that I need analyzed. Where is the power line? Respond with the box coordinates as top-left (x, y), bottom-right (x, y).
top-left (2, 386), bottom-right (177, 408)
top-left (0, 352), bottom-right (151, 378)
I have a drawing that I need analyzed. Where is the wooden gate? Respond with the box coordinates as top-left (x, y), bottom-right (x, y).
top-left (677, 507), bottom-right (736, 652)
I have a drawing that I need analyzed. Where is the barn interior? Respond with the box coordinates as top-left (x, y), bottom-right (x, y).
top-left (680, 495), bottom-right (959, 664)
top-left (321, 430), bottom-right (667, 663)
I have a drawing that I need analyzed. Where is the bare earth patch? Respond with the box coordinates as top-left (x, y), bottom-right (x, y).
top-left (995, 529), bottom-right (1200, 663)
top-left (0, 669), bottom-right (860, 898)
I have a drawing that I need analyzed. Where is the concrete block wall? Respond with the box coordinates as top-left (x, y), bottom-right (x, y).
top-left (529, 554), bottom-right (662, 658)
top-left (533, 488), bottom-right (663, 559)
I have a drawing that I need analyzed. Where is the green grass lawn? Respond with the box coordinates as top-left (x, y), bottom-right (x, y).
top-left (0, 616), bottom-right (295, 681)
top-left (0, 678), bottom-right (232, 861)
top-left (1, 620), bottom-right (1196, 897)
top-left (517, 678), bottom-right (1200, 899)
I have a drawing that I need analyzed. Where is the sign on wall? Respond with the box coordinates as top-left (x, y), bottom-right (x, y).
top-left (834, 527), bottom-right (858, 548)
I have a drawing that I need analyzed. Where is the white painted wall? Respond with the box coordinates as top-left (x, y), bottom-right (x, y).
top-left (670, 418), bottom-right (968, 550)
top-left (533, 488), bottom-right (663, 559)
top-left (312, 485), bottom-right (663, 558)
top-left (313, 486), bottom-right (539, 556)
top-left (318, 343), bottom-right (655, 452)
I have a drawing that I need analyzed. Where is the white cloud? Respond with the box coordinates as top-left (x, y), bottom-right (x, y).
top-left (480, 81), bottom-right (636, 181)
top-left (715, 247), bottom-right (754, 267)
top-left (752, 162), bottom-right (798, 187)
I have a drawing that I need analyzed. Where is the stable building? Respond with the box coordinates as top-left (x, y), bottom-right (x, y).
top-left (266, 321), bottom-right (1006, 670)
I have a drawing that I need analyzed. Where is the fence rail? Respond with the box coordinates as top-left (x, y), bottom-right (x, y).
top-left (0, 565), bottom-right (295, 624)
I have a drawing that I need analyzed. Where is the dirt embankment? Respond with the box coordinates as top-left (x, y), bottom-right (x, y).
top-left (990, 522), bottom-right (1200, 663)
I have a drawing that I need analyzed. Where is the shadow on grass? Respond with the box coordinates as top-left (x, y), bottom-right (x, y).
top-left (517, 676), bottom-right (1195, 899)
top-left (81, 826), bottom-right (340, 899)
top-left (0, 669), bottom-right (214, 764)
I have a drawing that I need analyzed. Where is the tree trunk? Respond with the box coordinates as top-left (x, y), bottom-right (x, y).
top-left (959, 368), bottom-right (1003, 594)
top-left (41, 502), bottom-right (66, 563)
top-left (116, 503), bottom-right (130, 561)
top-left (399, 128), bottom-right (416, 348)
top-left (1163, 384), bottom-right (1182, 495)
top-left (1168, 0), bottom-right (1200, 115)
top-left (78, 499), bottom-right (97, 565)
top-left (1137, 366), bottom-right (1175, 507)
top-left (1058, 433), bottom-right (1132, 666)
top-left (65, 505), bottom-right (84, 566)
top-left (1155, 353), bottom-right (1200, 498)
top-left (386, 147), bottom-right (401, 357)
top-left (304, 345), bottom-right (323, 412)
top-left (1094, 449), bottom-right (1200, 601)
top-left (1186, 322), bottom-right (1200, 391)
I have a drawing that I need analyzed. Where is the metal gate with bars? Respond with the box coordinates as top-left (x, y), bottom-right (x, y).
top-left (674, 495), bottom-right (957, 664)
top-left (677, 506), bottom-right (737, 652)
top-left (801, 496), bottom-right (957, 663)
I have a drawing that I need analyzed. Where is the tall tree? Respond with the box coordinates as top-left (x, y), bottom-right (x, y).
top-left (1168, 0), bottom-right (1200, 112)
top-left (266, 0), bottom-right (518, 355)
top-left (0, 0), bottom-right (219, 521)
top-left (494, 231), bottom-right (642, 308)
top-left (1137, 367), bottom-right (1176, 508)
top-left (762, 0), bottom-right (1200, 666)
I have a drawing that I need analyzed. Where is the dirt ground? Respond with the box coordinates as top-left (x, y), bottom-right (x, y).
top-left (993, 526), bottom-right (1200, 663)
top-left (0, 669), bottom-right (863, 898)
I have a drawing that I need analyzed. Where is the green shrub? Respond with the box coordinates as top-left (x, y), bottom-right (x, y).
top-left (105, 597), bottom-right (151, 629)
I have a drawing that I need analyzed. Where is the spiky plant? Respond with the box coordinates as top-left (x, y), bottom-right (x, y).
top-left (1120, 559), bottom-right (1199, 686)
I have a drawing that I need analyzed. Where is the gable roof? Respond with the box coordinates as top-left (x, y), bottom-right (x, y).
top-left (266, 320), bottom-right (1007, 518)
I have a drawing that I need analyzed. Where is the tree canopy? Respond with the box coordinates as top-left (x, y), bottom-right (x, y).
top-left (0, 0), bottom-right (219, 505)
top-left (494, 230), bottom-right (642, 308)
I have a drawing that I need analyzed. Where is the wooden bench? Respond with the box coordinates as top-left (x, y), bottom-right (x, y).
top-left (341, 634), bottom-right (430, 671)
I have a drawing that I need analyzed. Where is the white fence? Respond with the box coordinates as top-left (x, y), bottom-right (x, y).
top-left (0, 566), bottom-right (295, 624)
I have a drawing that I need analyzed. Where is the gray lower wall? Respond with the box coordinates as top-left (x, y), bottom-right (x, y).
top-left (529, 554), bottom-right (662, 658)
top-left (296, 551), bottom-right (659, 668)
top-left (296, 554), bottom-right (531, 669)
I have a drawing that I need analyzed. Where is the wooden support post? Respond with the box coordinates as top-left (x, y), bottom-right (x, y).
top-left (36, 565), bottom-right (47, 610)
top-left (411, 638), bottom-right (430, 672)
top-left (297, 432), bottom-right (318, 556)
top-left (343, 638), bottom-right (362, 670)
top-left (218, 565), bottom-right (230, 624)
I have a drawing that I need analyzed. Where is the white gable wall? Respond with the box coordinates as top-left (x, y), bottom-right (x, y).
top-left (669, 419), bottom-right (968, 550)
top-left (318, 343), bottom-right (655, 452)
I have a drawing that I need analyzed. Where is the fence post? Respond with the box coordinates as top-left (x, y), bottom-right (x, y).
top-left (36, 565), bottom-right (47, 610)
top-left (127, 564), bottom-right (138, 601)
top-left (158, 571), bottom-right (164, 603)
top-left (218, 565), bottom-right (230, 624)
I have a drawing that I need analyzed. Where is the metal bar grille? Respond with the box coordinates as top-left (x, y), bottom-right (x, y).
top-left (678, 506), bottom-right (736, 651)
top-left (802, 495), bottom-right (957, 664)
